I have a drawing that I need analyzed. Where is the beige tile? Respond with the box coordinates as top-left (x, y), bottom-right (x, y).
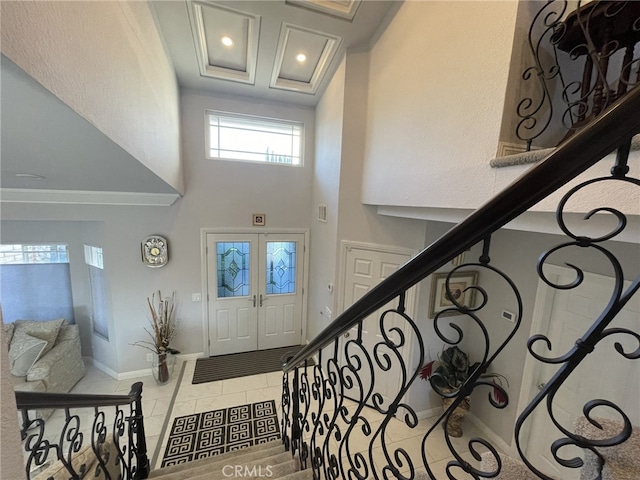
top-left (194, 392), bottom-right (247, 413)
top-left (170, 399), bottom-right (197, 418)
top-left (144, 414), bottom-right (168, 437)
top-left (151, 397), bottom-right (174, 417)
top-left (71, 376), bottom-right (121, 394)
top-left (246, 385), bottom-right (283, 404)
top-left (177, 382), bottom-right (224, 400)
top-left (222, 374), bottom-right (269, 394)
top-left (266, 371), bottom-right (285, 387)
top-left (145, 434), bottom-right (159, 466)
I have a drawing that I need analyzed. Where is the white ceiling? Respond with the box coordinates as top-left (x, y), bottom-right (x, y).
top-left (152, 0), bottom-right (396, 105)
top-left (0, 56), bottom-right (178, 195)
top-left (0, 1), bottom-right (396, 199)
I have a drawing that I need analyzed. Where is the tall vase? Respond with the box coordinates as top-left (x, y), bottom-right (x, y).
top-left (441, 389), bottom-right (471, 437)
top-left (152, 352), bottom-right (174, 385)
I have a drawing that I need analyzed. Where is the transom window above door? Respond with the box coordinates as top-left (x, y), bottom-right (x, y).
top-left (205, 111), bottom-right (304, 166)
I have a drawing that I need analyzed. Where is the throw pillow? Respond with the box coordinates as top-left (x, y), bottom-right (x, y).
top-left (9, 331), bottom-right (47, 377)
top-left (4, 322), bottom-right (15, 348)
top-left (13, 318), bottom-right (65, 356)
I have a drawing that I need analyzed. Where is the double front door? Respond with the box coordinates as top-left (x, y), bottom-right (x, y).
top-left (206, 233), bottom-right (304, 356)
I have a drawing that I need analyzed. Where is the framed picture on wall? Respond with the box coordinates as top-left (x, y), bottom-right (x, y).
top-left (428, 271), bottom-right (479, 318)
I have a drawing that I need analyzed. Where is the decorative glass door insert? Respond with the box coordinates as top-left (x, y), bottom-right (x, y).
top-left (266, 241), bottom-right (296, 295)
top-left (217, 242), bottom-right (250, 298)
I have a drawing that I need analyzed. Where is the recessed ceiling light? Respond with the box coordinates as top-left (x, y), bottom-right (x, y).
top-left (15, 173), bottom-right (46, 180)
top-left (221, 36), bottom-right (234, 47)
top-left (295, 53), bottom-right (307, 63)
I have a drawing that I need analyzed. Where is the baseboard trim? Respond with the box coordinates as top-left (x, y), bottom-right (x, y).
top-left (415, 407), bottom-right (441, 420)
top-left (467, 412), bottom-right (512, 455)
top-left (88, 357), bottom-right (152, 381)
top-left (85, 353), bottom-right (203, 380)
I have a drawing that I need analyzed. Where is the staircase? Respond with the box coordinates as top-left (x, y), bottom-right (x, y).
top-left (14, 83), bottom-right (640, 480)
top-left (148, 440), bottom-right (312, 480)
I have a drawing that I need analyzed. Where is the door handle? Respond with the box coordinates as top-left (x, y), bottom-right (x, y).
top-left (260, 294), bottom-right (267, 307)
top-left (248, 295), bottom-right (256, 307)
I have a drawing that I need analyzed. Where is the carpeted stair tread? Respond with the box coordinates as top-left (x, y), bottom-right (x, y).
top-left (150, 441), bottom-right (284, 477)
top-left (150, 444), bottom-right (287, 479)
top-left (277, 469), bottom-right (315, 480)
top-left (165, 457), bottom-right (298, 480)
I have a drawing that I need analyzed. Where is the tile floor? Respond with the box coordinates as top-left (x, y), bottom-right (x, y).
top-left (63, 359), bottom-right (498, 478)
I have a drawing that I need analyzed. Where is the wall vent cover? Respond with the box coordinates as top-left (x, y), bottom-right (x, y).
top-left (318, 204), bottom-right (327, 222)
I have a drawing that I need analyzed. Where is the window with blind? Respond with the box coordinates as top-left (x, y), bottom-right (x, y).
top-left (84, 245), bottom-right (109, 340)
top-left (0, 244), bottom-right (74, 323)
top-left (206, 111), bottom-right (304, 166)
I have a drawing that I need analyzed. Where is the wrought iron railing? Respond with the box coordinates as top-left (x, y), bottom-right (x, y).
top-left (517, 0), bottom-right (640, 150)
top-left (16, 383), bottom-right (149, 480)
top-left (281, 84), bottom-right (640, 479)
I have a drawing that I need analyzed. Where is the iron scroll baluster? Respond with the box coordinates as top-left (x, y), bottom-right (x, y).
top-left (17, 382), bottom-right (149, 480)
top-left (514, 140), bottom-right (640, 479)
top-left (280, 87), bottom-right (640, 478)
top-left (517, 1), bottom-right (640, 149)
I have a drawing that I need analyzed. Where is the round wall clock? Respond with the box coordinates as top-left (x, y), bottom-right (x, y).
top-left (141, 235), bottom-right (169, 268)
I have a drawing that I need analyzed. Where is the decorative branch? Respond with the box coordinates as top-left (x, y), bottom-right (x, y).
top-left (131, 291), bottom-right (180, 354)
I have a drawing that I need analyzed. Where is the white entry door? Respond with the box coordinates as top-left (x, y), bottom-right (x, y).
top-left (206, 233), bottom-right (304, 356)
top-left (519, 265), bottom-right (639, 479)
top-left (339, 243), bottom-right (416, 410)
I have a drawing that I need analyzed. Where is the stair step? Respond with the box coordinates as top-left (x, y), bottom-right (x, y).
top-left (155, 457), bottom-right (299, 480)
top-left (278, 469), bottom-right (315, 480)
top-left (150, 452), bottom-right (292, 480)
top-left (149, 441), bottom-right (286, 478)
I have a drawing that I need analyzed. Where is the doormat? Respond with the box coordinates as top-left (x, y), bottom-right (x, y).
top-left (161, 400), bottom-right (280, 467)
top-left (192, 345), bottom-right (313, 384)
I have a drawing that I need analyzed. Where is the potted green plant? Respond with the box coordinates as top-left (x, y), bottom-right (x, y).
top-left (419, 346), bottom-right (508, 436)
top-left (133, 291), bottom-right (180, 384)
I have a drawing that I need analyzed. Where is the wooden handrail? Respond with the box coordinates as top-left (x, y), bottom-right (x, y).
top-left (283, 84), bottom-right (640, 373)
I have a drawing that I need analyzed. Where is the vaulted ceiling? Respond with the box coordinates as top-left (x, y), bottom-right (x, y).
top-left (0, 1), bottom-right (396, 201)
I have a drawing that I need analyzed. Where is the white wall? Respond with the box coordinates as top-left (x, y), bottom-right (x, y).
top-left (0, 1), bottom-right (183, 193)
top-left (362, 1), bottom-right (518, 209)
top-left (463, 228), bottom-right (640, 447)
top-left (308, 59), bottom-right (345, 340)
top-left (409, 223), bottom-right (640, 447)
top-left (307, 48), bottom-right (428, 389)
top-left (0, 91), bottom-right (315, 375)
top-left (337, 51), bottom-right (427, 253)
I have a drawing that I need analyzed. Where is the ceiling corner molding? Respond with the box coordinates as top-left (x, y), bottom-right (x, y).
top-left (0, 188), bottom-right (180, 206)
top-left (188, 1), bottom-right (261, 85)
top-left (285, 0), bottom-right (361, 21)
top-left (270, 23), bottom-right (342, 95)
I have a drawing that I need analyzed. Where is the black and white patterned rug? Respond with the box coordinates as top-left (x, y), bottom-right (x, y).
top-left (160, 400), bottom-right (280, 467)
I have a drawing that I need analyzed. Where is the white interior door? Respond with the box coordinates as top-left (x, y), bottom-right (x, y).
top-left (339, 243), bottom-right (416, 409)
top-left (206, 233), bottom-right (304, 356)
top-left (520, 265), bottom-right (639, 479)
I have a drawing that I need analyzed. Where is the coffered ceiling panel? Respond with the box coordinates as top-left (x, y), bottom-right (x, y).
top-left (286, 0), bottom-right (361, 21)
top-left (271, 24), bottom-right (341, 94)
top-left (188, 1), bottom-right (260, 84)
top-left (152, 1), bottom-right (397, 106)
